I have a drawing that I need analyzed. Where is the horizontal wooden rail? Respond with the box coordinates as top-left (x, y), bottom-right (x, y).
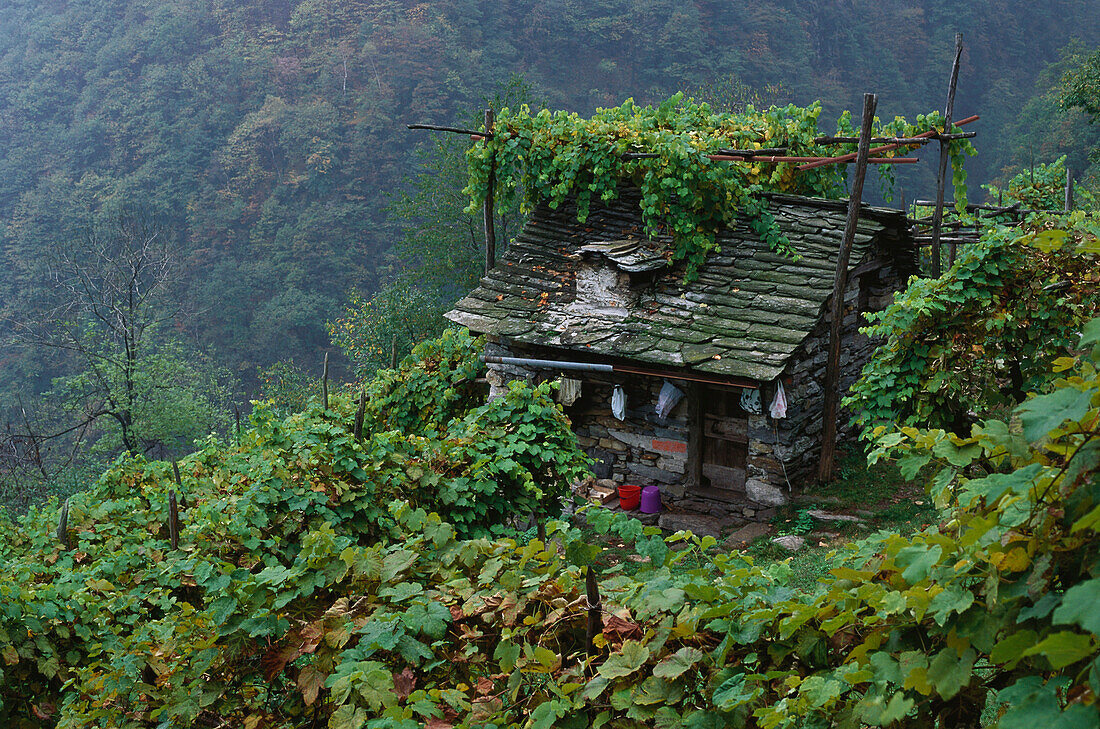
top-left (408, 123), bottom-right (492, 138)
top-left (712, 155), bottom-right (919, 164)
top-left (797, 114), bottom-right (979, 171)
top-left (815, 131), bottom-right (975, 145)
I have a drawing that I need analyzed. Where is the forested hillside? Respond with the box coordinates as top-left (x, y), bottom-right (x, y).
top-left (1, 0), bottom-right (1098, 386)
top-left (3, 4), bottom-right (1100, 724)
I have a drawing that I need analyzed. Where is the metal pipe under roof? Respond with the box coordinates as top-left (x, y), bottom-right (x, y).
top-left (480, 356), bottom-right (758, 390)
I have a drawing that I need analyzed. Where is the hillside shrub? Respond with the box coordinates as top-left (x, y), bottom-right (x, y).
top-left (847, 214), bottom-right (1100, 435)
top-left (362, 328), bottom-right (487, 436)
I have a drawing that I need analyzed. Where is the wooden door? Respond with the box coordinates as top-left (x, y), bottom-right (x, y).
top-left (701, 387), bottom-right (748, 497)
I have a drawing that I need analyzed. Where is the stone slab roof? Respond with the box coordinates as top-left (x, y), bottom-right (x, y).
top-left (446, 191), bottom-right (914, 382)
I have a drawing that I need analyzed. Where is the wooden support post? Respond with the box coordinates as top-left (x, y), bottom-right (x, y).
top-left (483, 109), bottom-right (496, 276)
top-left (584, 565), bottom-right (603, 661)
top-left (685, 382), bottom-right (704, 491)
top-left (930, 32), bottom-right (963, 278)
top-left (57, 497), bottom-right (70, 550)
top-left (353, 388), bottom-right (366, 442)
top-left (819, 93), bottom-right (877, 483)
top-left (168, 491), bottom-right (179, 550)
top-left (172, 461), bottom-right (186, 508)
top-left (1066, 167), bottom-right (1074, 212)
top-left (321, 352), bottom-right (330, 411)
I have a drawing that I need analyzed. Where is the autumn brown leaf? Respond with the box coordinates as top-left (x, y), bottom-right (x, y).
top-left (393, 667), bottom-right (417, 700)
top-left (297, 665), bottom-right (326, 706)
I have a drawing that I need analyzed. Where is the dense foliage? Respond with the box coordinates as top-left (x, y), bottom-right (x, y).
top-left (983, 157), bottom-right (1096, 212)
top-left (997, 41), bottom-right (1100, 195)
top-left (467, 96), bottom-right (975, 275)
top-left (847, 214), bottom-right (1100, 435)
top-left (1059, 46), bottom-right (1100, 127)
top-left (0, 328), bottom-right (591, 726)
top-left (3, 319), bottom-right (1100, 727)
top-left (329, 285), bottom-right (449, 378)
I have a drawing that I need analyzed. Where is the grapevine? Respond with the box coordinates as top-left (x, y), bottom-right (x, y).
top-left (465, 94), bottom-right (977, 278)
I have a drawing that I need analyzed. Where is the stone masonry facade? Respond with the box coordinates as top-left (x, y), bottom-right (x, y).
top-left (481, 253), bottom-right (904, 521)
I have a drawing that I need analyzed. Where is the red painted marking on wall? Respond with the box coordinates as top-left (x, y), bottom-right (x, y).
top-left (651, 439), bottom-right (687, 454)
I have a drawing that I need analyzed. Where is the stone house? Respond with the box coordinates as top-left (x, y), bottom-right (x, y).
top-left (445, 189), bottom-right (917, 518)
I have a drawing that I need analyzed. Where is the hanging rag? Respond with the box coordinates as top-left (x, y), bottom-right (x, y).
top-left (769, 380), bottom-right (788, 419)
top-left (611, 385), bottom-right (626, 420)
top-left (654, 380), bottom-right (684, 419)
top-left (558, 377), bottom-right (582, 406)
top-left (740, 388), bottom-right (762, 414)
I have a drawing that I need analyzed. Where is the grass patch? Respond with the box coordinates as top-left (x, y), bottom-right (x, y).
top-left (569, 447), bottom-right (937, 593)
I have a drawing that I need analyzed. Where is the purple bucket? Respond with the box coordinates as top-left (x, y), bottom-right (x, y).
top-left (640, 485), bottom-right (662, 514)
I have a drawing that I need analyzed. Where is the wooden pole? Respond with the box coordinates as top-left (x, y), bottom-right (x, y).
top-left (483, 109), bottom-right (496, 276)
top-left (168, 491), bottom-right (179, 550)
top-left (1066, 167), bottom-right (1074, 212)
top-left (172, 461), bottom-right (186, 508)
top-left (57, 497), bottom-right (70, 550)
top-left (584, 565), bottom-right (603, 660)
top-left (930, 32), bottom-right (964, 277)
top-left (407, 123), bottom-right (493, 138)
top-left (818, 93), bottom-right (877, 482)
top-left (353, 388), bottom-right (366, 442)
top-left (321, 352), bottom-right (330, 411)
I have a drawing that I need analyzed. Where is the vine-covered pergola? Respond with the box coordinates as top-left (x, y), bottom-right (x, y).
top-left (410, 33), bottom-right (980, 481)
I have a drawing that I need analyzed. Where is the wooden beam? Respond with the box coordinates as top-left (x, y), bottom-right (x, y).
top-left (819, 92), bottom-right (877, 482)
top-left (407, 123), bottom-right (492, 138)
top-left (584, 566), bottom-right (603, 663)
top-left (930, 32), bottom-right (964, 277)
top-left (815, 132), bottom-right (975, 144)
top-left (168, 491), bottom-right (179, 550)
top-left (710, 155), bottom-right (919, 164)
top-left (619, 151), bottom-right (916, 164)
top-left (913, 236), bottom-right (981, 244)
top-left (483, 109), bottom-right (496, 276)
top-left (914, 200), bottom-right (1025, 214)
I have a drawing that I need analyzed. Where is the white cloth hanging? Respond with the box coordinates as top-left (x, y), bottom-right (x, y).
top-left (655, 380), bottom-right (684, 419)
top-left (769, 380), bottom-right (788, 419)
top-left (558, 377), bottom-right (582, 406)
top-left (740, 388), bottom-right (762, 414)
top-left (611, 385), bottom-right (626, 420)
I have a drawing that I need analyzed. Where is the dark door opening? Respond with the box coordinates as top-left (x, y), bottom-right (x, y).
top-left (701, 386), bottom-right (748, 497)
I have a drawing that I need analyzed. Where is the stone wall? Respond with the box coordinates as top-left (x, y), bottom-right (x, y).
top-left (565, 372), bottom-right (690, 488)
top-left (765, 261), bottom-right (905, 489)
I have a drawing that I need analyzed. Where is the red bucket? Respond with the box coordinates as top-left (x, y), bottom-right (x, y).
top-left (618, 483), bottom-right (641, 510)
